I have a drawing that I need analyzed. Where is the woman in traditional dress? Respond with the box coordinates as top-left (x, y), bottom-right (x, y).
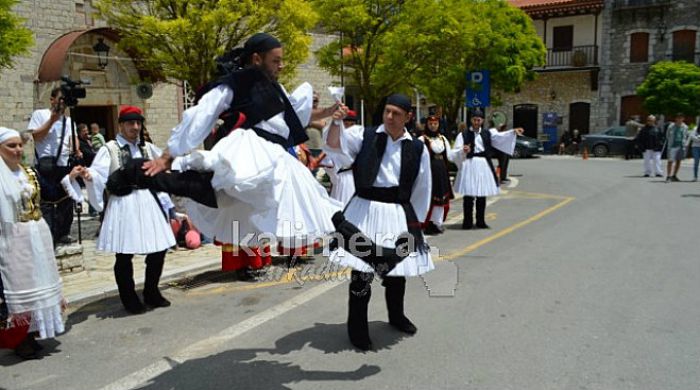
top-left (0, 127), bottom-right (65, 359)
top-left (419, 115), bottom-right (454, 235)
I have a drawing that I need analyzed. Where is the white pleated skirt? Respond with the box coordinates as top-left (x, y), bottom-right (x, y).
top-left (453, 156), bottom-right (499, 197)
top-left (327, 197), bottom-right (434, 277)
top-left (0, 220), bottom-right (64, 339)
top-left (330, 170), bottom-right (355, 205)
top-left (97, 190), bottom-right (175, 254)
top-left (184, 128), bottom-right (342, 247)
top-left (182, 194), bottom-right (264, 246)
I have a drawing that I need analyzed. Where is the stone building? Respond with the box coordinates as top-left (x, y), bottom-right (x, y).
top-left (0, 1), bottom-right (338, 151)
top-left (0, 1), bottom-right (181, 148)
top-left (489, 0), bottom-right (605, 151)
top-left (598, 0), bottom-right (700, 125)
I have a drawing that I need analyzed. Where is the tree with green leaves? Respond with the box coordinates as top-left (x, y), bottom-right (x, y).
top-left (314, 0), bottom-right (544, 126)
top-left (94, 0), bottom-right (318, 88)
top-left (636, 60), bottom-right (700, 118)
top-left (410, 0), bottom-right (545, 127)
top-left (314, 0), bottom-right (441, 124)
top-left (0, 0), bottom-right (34, 72)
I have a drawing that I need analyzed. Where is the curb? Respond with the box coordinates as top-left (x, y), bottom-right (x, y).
top-left (65, 258), bottom-right (222, 308)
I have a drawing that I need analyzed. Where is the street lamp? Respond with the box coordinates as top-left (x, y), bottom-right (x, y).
top-left (92, 38), bottom-right (110, 69)
top-left (656, 22), bottom-right (667, 42)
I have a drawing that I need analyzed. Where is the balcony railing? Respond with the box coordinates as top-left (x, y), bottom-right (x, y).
top-left (613, 0), bottom-right (672, 11)
top-left (538, 45), bottom-right (599, 69)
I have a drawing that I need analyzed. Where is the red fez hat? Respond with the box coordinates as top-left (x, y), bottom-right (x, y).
top-left (118, 105), bottom-right (145, 122)
top-left (345, 110), bottom-right (358, 122)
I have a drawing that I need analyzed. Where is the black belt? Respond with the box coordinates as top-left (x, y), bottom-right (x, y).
top-left (468, 152), bottom-right (488, 159)
top-left (338, 167), bottom-right (353, 174)
top-left (352, 186), bottom-right (428, 254)
top-left (252, 127), bottom-right (291, 148)
top-left (356, 187), bottom-right (400, 203)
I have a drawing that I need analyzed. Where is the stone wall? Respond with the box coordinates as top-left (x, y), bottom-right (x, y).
top-left (599, 0), bottom-right (700, 126)
top-left (493, 70), bottom-right (601, 137)
top-left (292, 32), bottom-right (341, 108)
top-left (143, 82), bottom-right (181, 147)
top-left (0, 0), bottom-right (181, 151)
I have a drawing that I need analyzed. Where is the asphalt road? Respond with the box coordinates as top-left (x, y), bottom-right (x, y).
top-left (2, 156), bottom-right (700, 390)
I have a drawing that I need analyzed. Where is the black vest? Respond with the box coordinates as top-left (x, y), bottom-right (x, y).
top-left (207, 67), bottom-right (308, 148)
top-left (350, 127), bottom-right (428, 253)
top-left (462, 127), bottom-right (492, 158)
top-left (352, 128), bottom-right (423, 200)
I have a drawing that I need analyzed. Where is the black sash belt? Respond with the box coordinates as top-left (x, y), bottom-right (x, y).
top-left (355, 186), bottom-right (428, 255)
top-left (337, 167), bottom-right (353, 174)
top-left (356, 187), bottom-right (399, 203)
top-left (466, 152), bottom-right (499, 186)
top-left (252, 127), bottom-right (291, 149)
top-left (330, 212), bottom-right (408, 277)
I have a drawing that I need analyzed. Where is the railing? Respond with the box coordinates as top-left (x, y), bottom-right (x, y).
top-left (539, 45), bottom-right (599, 69)
top-left (612, 0), bottom-right (672, 10)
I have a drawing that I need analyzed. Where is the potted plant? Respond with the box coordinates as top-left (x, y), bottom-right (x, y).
top-left (572, 50), bottom-right (587, 67)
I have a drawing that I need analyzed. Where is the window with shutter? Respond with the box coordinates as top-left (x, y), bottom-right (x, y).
top-left (630, 32), bottom-right (649, 63)
top-left (672, 30), bottom-right (696, 62)
top-left (553, 26), bottom-right (574, 52)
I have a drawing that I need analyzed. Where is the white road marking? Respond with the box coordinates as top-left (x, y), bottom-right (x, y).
top-left (99, 280), bottom-right (343, 390)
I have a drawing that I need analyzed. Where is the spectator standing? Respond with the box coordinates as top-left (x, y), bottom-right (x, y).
top-left (0, 127), bottom-right (65, 359)
top-left (625, 115), bottom-right (643, 159)
top-left (27, 87), bottom-right (81, 246)
top-left (77, 123), bottom-right (96, 166)
top-left (635, 115), bottom-right (664, 177)
top-left (664, 113), bottom-right (689, 182)
top-left (688, 124), bottom-right (700, 181)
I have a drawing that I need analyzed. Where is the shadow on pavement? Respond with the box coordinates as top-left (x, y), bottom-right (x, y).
top-left (66, 295), bottom-right (144, 330)
top-left (268, 321), bottom-right (410, 355)
top-left (0, 338), bottom-right (62, 366)
top-left (130, 322), bottom-right (389, 390)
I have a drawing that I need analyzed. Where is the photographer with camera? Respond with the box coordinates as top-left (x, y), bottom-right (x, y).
top-left (27, 86), bottom-right (82, 246)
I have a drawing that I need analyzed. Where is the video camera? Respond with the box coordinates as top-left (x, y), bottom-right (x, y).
top-left (59, 76), bottom-right (89, 107)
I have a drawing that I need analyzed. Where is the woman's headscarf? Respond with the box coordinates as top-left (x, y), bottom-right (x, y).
top-left (0, 127), bottom-right (22, 229)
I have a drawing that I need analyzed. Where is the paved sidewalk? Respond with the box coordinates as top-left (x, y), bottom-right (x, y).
top-left (60, 239), bottom-right (222, 307)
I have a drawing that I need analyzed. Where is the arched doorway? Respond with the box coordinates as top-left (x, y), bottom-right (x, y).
top-left (569, 102), bottom-right (591, 134)
top-left (35, 28), bottom-right (156, 141)
top-left (513, 104), bottom-right (538, 139)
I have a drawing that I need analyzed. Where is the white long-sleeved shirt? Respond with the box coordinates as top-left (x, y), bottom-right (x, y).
top-left (168, 82), bottom-right (314, 156)
top-left (83, 134), bottom-right (162, 212)
top-left (323, 123), bottom-right (432, 222)
top-left (447, 127), bottom-right (517, 164)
